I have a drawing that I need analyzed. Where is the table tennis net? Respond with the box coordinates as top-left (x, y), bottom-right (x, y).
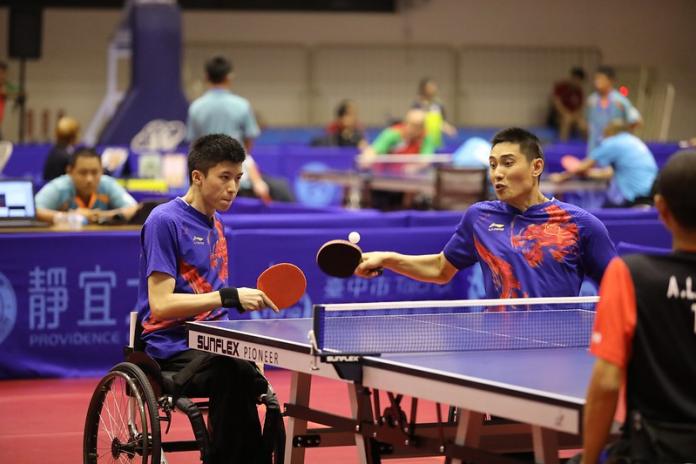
top-left (312, 297), bottom-right (598, 354)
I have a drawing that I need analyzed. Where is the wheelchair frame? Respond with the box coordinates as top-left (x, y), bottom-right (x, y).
top-left (82, 313), bottom-right (283, 464)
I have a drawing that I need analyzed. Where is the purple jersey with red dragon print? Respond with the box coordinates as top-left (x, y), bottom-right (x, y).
top-left (443, 199), bottom-right (616, 300)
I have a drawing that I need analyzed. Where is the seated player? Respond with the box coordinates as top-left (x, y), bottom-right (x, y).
top-left (35, 147), bottom-right (139, 224)
top-left (357, 127), bottom-right (617, 298)
top-left (550, 120), bottom-right (658, 207)
top-left (137, 134), bottom-right (278, 463)
top-left (358, 108), bottom-right (437, 167)
top-left (579, 150), bottom-right (696, 463)
top-left (358, 108), bottom-right (438, 210)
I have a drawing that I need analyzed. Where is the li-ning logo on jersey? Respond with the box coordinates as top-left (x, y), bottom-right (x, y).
top-left (488, 223), bottom-right (505, 232)
top-left (192, 235), bottom-right (205, 245)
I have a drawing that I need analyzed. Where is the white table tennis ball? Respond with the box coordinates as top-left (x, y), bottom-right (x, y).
top-left (348, 231), bottom-right (361, 244)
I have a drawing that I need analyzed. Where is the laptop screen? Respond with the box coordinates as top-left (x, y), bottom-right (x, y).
top-left (0, 180), bottom-right (36, 219)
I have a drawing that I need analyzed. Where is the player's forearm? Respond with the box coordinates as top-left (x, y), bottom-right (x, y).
top-left (149, 291), bottom-right (225, 320)
top-left (586, 167), bottom-right (613, 180)
top-left (36, 208), bottom-right (59, 224)
top-left (582, 367), bottom-right (621, 463)
top-left (243, 137), bottom-right (255, 154)
top-left (113, 203), bottom-right (140, 221)
top-left (574, 158), bottom-right (596, 176)
top-left (246, 160), bottom-right (264, 184)
top-left (382, 252), bottom-right (453, 284)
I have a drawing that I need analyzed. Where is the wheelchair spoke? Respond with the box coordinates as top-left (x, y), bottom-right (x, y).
top-left (103, 385), bottom-right (126, 442)
top-left (84, 364), bottom-right (161, 464)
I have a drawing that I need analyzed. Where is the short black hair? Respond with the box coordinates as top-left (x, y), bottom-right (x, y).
top-left (188, 134), bottom-right (246, 183)
top-left (336, 99), bottom-right (353, 118)
top-left (570, 67), bottom-right (586, 80)
top-left (491, 127), bottom-right (545, 164)
top-left (68, 147), bottom-right (101, 167)
top-left (655, 150), bottom-right (696, 229)
top-left (418, 77), bottom-right (434, 95)
top-left (596, 65), bottom-right (616, 80)
top-left (205, 56), bottom-right (232, 84)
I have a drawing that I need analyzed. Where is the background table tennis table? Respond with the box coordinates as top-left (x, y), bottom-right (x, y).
top-left (300, 169), bottom-right (608, 209)
top-left (188, 306), bottom-right (597, 464)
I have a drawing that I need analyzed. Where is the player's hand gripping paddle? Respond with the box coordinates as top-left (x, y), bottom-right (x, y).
top-left (316, 232), bottom-right (382, 278)
top-left (256, 263), bottom-right (307, 309)
top-left (560, 154), bottom-right (582, 173)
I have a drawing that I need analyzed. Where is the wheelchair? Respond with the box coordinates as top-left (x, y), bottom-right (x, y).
top-left (83, 313), bottom-right (285, 463)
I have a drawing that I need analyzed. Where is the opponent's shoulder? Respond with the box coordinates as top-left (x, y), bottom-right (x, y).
top-left (552, 200), bottom-right (603, 226)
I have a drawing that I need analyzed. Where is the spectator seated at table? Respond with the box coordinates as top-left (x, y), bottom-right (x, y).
top-left (550, 121), bottom-right (658, 208)
top-left (312, 99), bottom-right (367, 149)
top-left (358, 109), bottom-right (437, 168)
top-left (35, 147), bottom-right (140, 225)
top-left (42, 116), bottom-right (80, 182)
top-left (357, 109), bottom-right (438, 210)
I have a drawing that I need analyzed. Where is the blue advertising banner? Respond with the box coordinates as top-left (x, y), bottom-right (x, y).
top-left (0, 226), bottom-right (481, 379)
top-left (0, 232), bottom-right (141, 379)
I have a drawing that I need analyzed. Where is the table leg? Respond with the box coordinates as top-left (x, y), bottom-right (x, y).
top-left (450, 408), bottom-right (484, 464)
top-left (348, 383), bottom-right (376, 464)
top-left (285, 371), bottom-right (312, 464)
top-left (531, 425), bottom-right (560, 464)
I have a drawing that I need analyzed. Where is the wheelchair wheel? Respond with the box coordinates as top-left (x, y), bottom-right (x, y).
top-left (83, 362), bottom-right (162, 463)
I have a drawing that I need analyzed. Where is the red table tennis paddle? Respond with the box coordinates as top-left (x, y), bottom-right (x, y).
top-left (256, 263), bottom-right (307, 309)
top-left (316, 239), bottom-right (382, 278)
top-left (560, 154), bottom-right (582, 173)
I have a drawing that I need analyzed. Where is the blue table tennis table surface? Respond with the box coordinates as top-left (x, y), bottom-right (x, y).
top-left (193, 317), bottom-right (595, 405)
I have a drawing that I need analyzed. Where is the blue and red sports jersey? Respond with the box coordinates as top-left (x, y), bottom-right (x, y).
top-left (443, 200), bottom-right (616, 300)
top-left (136, 198), bottom-right (229, 360)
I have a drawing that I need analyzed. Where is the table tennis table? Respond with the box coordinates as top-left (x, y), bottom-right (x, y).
top-left (300, 169), bottom-right (608, 209)
top-left (187, 296), bottom-right (600, 464)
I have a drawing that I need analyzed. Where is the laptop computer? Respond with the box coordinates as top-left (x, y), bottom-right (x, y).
top-left (0, 179), bottom-right (50, 228)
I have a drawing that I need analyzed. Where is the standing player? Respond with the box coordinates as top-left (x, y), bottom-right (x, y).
top-left (187, 56), bottom-right (292, 202)
top-left (357, 127), bottom-right (617, 299)
top-left (580, 150), bottom-right (696, 463)
top-left (137, 134), bottom-right (277, 463)
top-left (586, 66), bottom-right (641, 154)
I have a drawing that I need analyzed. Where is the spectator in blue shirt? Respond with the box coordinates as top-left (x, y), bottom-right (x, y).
top-left (35, 147), bottom-right (139, 224)
top-left (550, 121), bottom-right (658, 207)
top-left (586, 66), bottom-right (642, 154)
top-left (187, 56), bottom-right (292, 202)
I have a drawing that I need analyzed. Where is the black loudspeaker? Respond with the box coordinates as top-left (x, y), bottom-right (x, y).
top-left (8, 5), bottom-right (43, 59)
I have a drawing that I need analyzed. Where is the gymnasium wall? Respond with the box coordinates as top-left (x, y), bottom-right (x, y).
top-left (0, 0), bottom-right (694, 141)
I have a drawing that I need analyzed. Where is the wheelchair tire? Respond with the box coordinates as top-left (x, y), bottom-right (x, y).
top-left (83, 362), bottom-right (162, 464)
